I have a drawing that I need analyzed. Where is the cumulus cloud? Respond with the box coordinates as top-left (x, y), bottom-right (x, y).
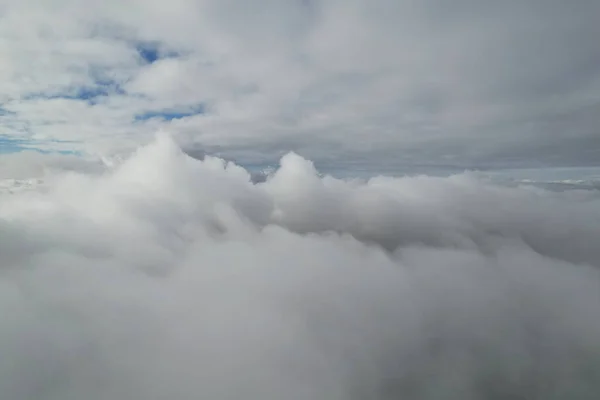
top-left (1, 136), bottom-right (600, 399)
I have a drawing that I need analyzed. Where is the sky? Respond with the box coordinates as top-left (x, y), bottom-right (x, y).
top-left (0, 0), bottom-right (599, 172)
top-left (2, 2), bottom-right (600, 399)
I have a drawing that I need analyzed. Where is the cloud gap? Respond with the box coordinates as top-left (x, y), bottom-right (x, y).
top-left (134, 104), bottom-right (206, 122)
top-left (134, 41), bottom-right (180, 64)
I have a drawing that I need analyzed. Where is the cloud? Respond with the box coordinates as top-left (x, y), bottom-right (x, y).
top-left (0, 150), bottom-right (105, 180)
top-left (0, 0), bottom-right (599, 170)
top-left (1, 136), bottom-right (600, 399)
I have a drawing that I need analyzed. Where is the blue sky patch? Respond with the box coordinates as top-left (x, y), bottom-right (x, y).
top-left (0, 135), bottom-right (80, 155)
top-left (76, 86), bottom-right (111, 101)
top-left (23, 80), bottom-right (125, 105)
top-left (138, 45), bottom-right (159, 63)
top-left (57, 86), bottom-right (113, 103)
top-left (0, 136), bottom-right (28, 153)
top-left (31, 148), bottom-right (81, 156)
top-left (135, 41), bottom-right (179, 64)
top-left (135, 104), bottom-right (206, 122)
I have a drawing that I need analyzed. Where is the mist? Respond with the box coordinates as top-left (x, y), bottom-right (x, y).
top-left (1, 135), bottom-right (600, 399)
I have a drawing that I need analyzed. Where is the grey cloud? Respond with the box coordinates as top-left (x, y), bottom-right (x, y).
top-left (0, 150), bottom-right (106, 180)
top-left (1, 0), bottom-right (600, 169)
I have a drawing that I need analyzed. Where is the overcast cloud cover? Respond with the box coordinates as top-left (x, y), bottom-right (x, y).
top-left (2, 1), bottom-right (600, 399)
top-left (0, 0), bottom-right (599, 168)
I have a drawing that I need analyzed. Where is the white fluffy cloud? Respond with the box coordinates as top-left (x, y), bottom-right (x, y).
top-left (1, 0), bottom-right (599, 169)
top-left (1, 135), bottom-right (600, 399)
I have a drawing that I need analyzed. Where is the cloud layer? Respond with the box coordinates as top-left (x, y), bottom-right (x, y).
top-left (1, 136), bottom-right (600, 399)
top-left (1, 0), bottom-right (599, 169)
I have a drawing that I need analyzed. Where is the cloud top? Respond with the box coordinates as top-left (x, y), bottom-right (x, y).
top-left (1, 136), bottom-right (600, 399)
